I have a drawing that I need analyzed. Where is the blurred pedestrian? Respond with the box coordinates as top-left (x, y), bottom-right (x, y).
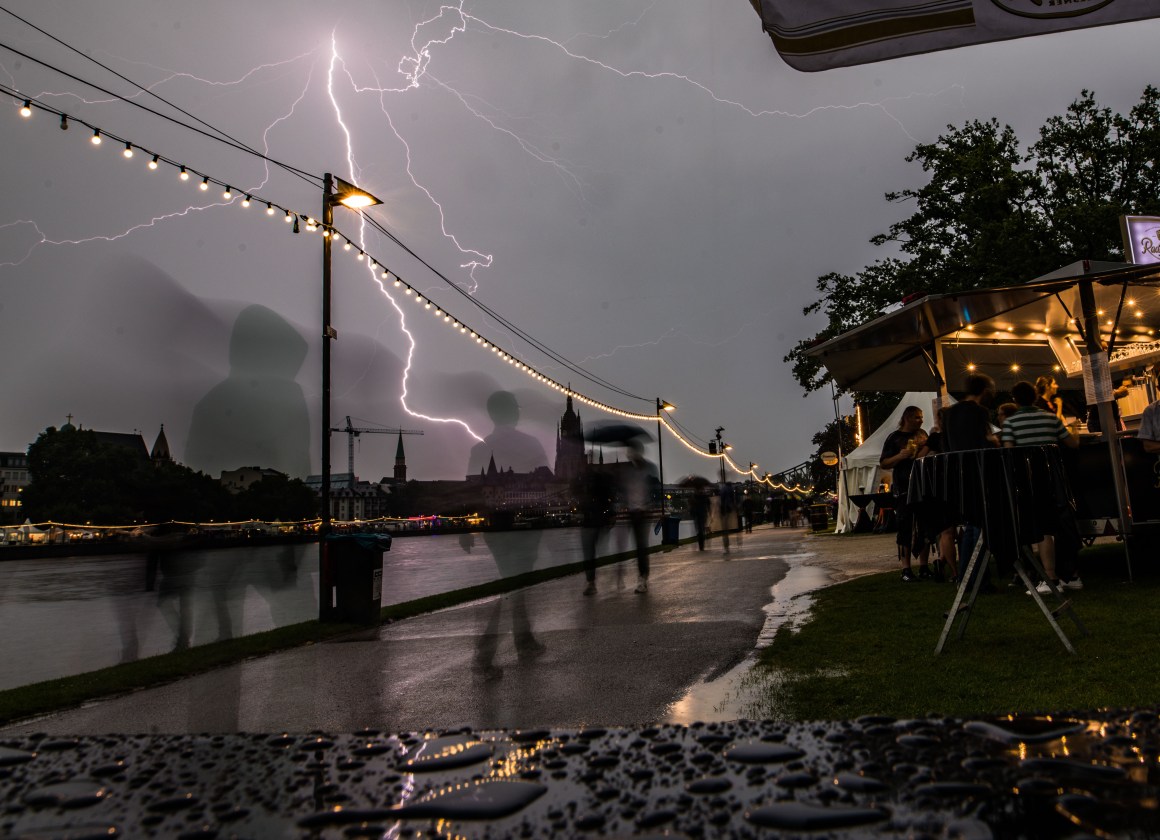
top-left (622, 440), bottom-right (657, 593)
top-left (576, 462), bottom-right (617, 595)
top-left (690, 484), bottom-right (710, 550)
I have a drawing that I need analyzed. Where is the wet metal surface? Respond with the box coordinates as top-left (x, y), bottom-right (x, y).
top-left (2, 711), bottom-right (1158, 838)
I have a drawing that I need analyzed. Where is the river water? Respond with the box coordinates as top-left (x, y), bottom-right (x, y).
top-left (0, 522), bottom-right (690, 691)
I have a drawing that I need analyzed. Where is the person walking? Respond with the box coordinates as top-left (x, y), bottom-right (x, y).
top-left (576, 462), bottom-right (617, 595)
top-left (622, 440), bottom-right (657, 593)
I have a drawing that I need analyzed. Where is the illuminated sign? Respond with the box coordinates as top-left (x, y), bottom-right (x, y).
top-left (1121, 215), bottom-right (1160, 265)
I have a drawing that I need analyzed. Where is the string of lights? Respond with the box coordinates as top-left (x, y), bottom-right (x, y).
top-left (0, 5), bottom-right (323, 195)
top-left (7, 89), bottom-right (809, 489)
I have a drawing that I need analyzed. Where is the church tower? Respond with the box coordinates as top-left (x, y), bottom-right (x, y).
top-left (554, 393), bottom-right (586, 481)
top-left (151, 424), bottom-right (172, 465)
top-left (393, 431), bottom-right (407, 482)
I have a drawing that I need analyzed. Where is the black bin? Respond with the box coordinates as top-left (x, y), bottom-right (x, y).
top-left (661, 514), bottom-right (681, 545)
top-left (808, 504), bottom-right (829, 532)
top-left (320, 533), bottom-right (391, 624)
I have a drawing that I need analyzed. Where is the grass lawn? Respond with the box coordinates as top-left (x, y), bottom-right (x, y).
top-left (755, 542), bottom-right (1157, 720)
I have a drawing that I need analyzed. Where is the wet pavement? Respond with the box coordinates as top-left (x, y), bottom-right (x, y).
top-left (3, 710), bottom-right (1157, 838)
top-left (3, 526), bottom-right (898, 735)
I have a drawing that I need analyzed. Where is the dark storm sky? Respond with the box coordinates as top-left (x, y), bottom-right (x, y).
top-left (1, 1), bottom-right (1157, 481)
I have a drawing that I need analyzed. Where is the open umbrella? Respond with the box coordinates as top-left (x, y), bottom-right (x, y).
top-left (584, 421), bottom-right (653, 445)
top-left (678, 474), bottom-right (711, 490)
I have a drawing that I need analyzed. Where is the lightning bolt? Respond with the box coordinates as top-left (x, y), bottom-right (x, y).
top-left (327, 32), bottom-right (482, 442)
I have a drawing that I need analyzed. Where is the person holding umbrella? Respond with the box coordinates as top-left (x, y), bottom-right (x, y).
top-left (585, 421), bottom-right (658, 594)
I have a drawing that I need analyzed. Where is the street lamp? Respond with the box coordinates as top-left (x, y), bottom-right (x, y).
top-left (321, 173), bottom-right (382, 560)
top-left (655, 398), bottom-right (675, 519)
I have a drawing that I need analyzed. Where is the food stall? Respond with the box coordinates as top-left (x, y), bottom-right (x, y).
top-left (805, 259), bottom-right (1160, 572)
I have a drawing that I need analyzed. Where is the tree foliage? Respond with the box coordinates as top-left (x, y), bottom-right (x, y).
top-left (786, 86), bottom-right (1160, 395)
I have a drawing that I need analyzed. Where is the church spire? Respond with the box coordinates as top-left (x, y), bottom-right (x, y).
top-left (393, 431), bottom-right (407, 482)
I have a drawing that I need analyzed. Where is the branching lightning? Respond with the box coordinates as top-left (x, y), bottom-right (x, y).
top-left (326, 32), bottom-right (483, 442)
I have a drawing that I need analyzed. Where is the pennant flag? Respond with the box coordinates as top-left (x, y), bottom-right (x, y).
top-left (751, 0), bottom-right (1159, 72)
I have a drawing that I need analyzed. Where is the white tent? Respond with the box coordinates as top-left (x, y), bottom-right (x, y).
top-left (834, 392), bottom-right (948, 533)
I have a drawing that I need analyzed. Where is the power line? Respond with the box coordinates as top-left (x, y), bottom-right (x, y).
top-left (0, 4), bottom-right (321, 192)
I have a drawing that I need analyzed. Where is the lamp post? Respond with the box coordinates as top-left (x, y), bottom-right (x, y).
top-left (713, 427), bottom-right (729, 486)
top-left (655, 399), bottom-right (675, 516)
top-left (320, 173), bottom-right (382, 604)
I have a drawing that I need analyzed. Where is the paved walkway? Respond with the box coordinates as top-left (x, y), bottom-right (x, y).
top-left (6, 526), bottom-right (899, 735)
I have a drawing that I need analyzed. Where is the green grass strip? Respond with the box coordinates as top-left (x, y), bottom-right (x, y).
top-left (755, 543), bottom-right (1150, 720)
top-left (0, 540), bottom-right (680, 726)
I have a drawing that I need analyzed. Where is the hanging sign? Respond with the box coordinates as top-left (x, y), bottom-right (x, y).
top-left (1120, 216), bottom-right (1160, 265)
top-left (752, 0), bottom-right (1160, 72)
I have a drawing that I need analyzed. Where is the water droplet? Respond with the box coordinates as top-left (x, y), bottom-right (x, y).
top-left (390, 780), bottom-right (547, 820)
top-left (24, 780), bottom-right (108, 808)
top-left (725, 742), bottom-right (805, 764)
top-left (747, 802), bottom-right (888, 830)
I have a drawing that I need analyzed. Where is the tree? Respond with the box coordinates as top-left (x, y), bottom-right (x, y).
top-left (23, 426), bottom-right (139, 523)
top-left (232, 474), bottom-right (318, 522)
top-left (786, 86), bottom-right (1160, 395)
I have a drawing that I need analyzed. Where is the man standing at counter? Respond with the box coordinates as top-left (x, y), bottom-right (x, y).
top-left (943, 374), bottom-right (999, 451)
top-left (1001, 380), bottom-right (1081, 594)
top-left (1137, 398), bottom-right (1160, 454)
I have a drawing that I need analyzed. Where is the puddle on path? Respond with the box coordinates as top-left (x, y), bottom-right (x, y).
top-left (664, 554), bottom-right (841, 725)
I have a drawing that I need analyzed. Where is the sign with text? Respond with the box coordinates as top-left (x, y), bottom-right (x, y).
top-left (1120, 215), bottom-right (1160, 265)
top-left (752, 0), bottom-right (1160, 72)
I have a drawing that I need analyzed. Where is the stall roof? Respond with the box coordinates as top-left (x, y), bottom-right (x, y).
top-left (806, 261), bottom-right (1160, 392)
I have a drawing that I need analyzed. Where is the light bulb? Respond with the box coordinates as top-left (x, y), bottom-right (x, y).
top-left (122, 143), bottom-right (133, 158)
top-left (266, 203), bottom-right (275, 215)
top-left (200, 177), bottom-right (209, 191)
top-left (20, 100), bottom-right (31, 117)
top-left (284, 211), bottom-right (293, 223)
top-left (356, 251), bottom-right (364, 261)
top-left (59, 114), bottom-right (68, 130)
top-left (148, 154), bottom-right (159, 170)
top-left (91, 129), bottom-right (101, 145)
top-left (179, 166), bottom-right (189, 181)
top-left (343, 241), bottom-right (352, 251)
top-left (222, 186), bottom-right (232, 200)
top-left (241, 195), bottom-right (251, 208)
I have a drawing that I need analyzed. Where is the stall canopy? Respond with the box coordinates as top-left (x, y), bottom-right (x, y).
top-left (805, 261), bottom-right (1160, 394)
top-left (748, 1), bottom-right (1160, 73)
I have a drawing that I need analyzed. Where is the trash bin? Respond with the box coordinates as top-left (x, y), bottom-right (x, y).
top-left (661, 514), bottom-right (681, 545)
top-left (808, 504), bottom-right (829, 532)
top-left (320, 533), bottom-right (391, 624)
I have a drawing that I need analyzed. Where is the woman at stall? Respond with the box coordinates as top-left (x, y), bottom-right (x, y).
top-left (1035, 375), bottom-right (1064, 420)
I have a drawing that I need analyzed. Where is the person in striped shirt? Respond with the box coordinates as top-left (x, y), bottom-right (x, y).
top-left (1001, 380), bottom-right (1080, 594)
top-left (1002, 381), bottom-right (1079, 449)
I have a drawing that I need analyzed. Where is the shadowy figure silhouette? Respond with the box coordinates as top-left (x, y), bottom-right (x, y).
top-left (186, 304), bottom-right (310, 478)
top-left (467, 391), bottom-right (548, 680)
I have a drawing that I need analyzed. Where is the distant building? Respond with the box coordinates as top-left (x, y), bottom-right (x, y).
top-left (220, 466), bottom-right (287, 494)
top-left (554, 394), bottom-right (586, 481)
top-left (0, 451), bottom-right (28, 519)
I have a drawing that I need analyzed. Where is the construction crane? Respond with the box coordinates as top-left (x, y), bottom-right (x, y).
top-left (331, 416), bottom-right (423, 488)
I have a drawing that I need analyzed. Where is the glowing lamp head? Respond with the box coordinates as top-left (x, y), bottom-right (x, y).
top-left (91, 129), bottom-right (101, 145)
top-left (200, 177), bottom-right (209, 191)
top-left (331, 176), bottom-right (382, 209)
top-left (122, 143), bottom-right (133, 158)
top-left (179, 166), bottom-right (189, 181)
top-left (20, 100), bottom-right (31, 117)
top-left (148, 154), bottom-right (159, 170)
